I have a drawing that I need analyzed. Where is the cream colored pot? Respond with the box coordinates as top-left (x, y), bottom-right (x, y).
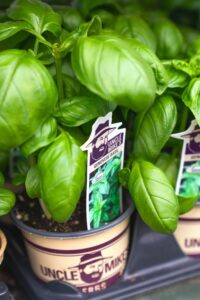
top-left (12, 203), bottom-right (133, 294)
top-left (174, 205), bottom-right (200, 257)
top-left (0, 230), bottom-right (7, 265)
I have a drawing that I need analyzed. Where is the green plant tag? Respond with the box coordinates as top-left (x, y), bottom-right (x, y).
top-left (81, 112), bottom-right (126, 229)
top-left (172, 120), bottom-right (200, 214)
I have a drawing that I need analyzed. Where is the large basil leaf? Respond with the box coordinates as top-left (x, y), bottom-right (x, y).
top-left (178, 195), bottom-right (198, 215)
top-left (155, 152), bottom-right (179, 187)
top-left (72, 34), bottom-right (156, 112)
top-left (132, 95), bottom-right (177, 161)
top-left (0, 188), bottom-right (16, 216)
top-left (153, 18), bottom-right (184, 59)
top-left (113, 15), bottom-right (157, 52)
top-left (7, 0), bottom-right (62, 36)
top-left (54, 96), bottom-right (116, 127)
top-left (0, 49), bottom-right (57, 150)
top-left (25, 165), bottom-right (40, 199)
top-left (182, 78), bottom-right (200, 125)
top-left (20, 118), bottom-right (57, 157)
top-left (128, 160), bottom-right (179, 233)
top-left (0, 21), bottom-right (31, 41)
top-left (38, 132), bottom-right (86, 222)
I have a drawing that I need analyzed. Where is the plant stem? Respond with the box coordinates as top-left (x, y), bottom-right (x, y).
top-left (54, 52), bottom-right (64, 102)
top-left (34, 38), bottom-right (39, 55)
top-left (39, 198), bottom-right (51, 219)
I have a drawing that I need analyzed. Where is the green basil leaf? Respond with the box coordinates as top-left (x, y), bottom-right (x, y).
top-left (20, 117), bottom-right (57, 157)
top-left (54, 96), bottom-right (116, 127)
top-left (0, 188), bottom-right (16, 216)
top-left (0, 49), bottom-right (57, 150)
top-left (72, 34), bottom-right (156, 112)
top-left (7, 0), bottom-right (62, 36)
top-left (0, 21), bottom-right (31, 41)
top-left (133, 95), bottom-right (177, 161)
top-left (182, 78), bottom-right (200, 125)
top-left (153, 18), bottom-right (184, 59)
top-left (25, 165), bottom-right (40, 199)
top-left (113, 15), bottom-right (157, 52)
top-left (38, 131), bottom-right (86, 222)
top-left (155, 152), bottom-right (179, 187)
top-left (162, 60), bottom-right (190, 88)
top-left (178, 195), bottom-right (198, 215)
top-left (128, 160), bottom-right (179, 234)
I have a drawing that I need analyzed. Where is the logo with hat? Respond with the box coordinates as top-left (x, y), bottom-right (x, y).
top-left (70, 251), bottom-right (112, 283)
top-left (81, 112), bottom-right (121, 163)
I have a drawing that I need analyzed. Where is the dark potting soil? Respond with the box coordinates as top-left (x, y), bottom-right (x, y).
top-left (15, 193), bottom-right (87, 233)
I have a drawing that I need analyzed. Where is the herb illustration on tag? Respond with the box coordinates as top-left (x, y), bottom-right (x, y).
top-left (172, 120), bottom-right (200, 200)
top-left (81, 113), bottom-right (126, 229)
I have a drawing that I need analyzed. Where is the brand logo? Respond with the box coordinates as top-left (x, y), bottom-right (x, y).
top-left (86, 120), bottom-right (115, 162)
top-left (40, 249), bottom-right (128, 285)
top-left (70, 251), bottom-right (111, 283)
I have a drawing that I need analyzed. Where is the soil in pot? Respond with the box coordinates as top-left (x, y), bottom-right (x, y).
top-left (15, 193), bottom-right (87, 233)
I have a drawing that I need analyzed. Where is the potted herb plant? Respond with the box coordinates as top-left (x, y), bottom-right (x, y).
top-left (0, 0), bottom-right (199, 294)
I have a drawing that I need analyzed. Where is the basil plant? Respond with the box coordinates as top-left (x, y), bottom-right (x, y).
top-left (0, 0), bottom-right (198, 233)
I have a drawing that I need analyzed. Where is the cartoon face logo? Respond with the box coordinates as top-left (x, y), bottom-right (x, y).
top-left (91, 131), bottom-right (109, 161)
top-left (71, 251), bottom-right (112, 284)
top-left (90, 121), bottom-right (114, 161)
top-left (187, 132), bottom-right (200, 154)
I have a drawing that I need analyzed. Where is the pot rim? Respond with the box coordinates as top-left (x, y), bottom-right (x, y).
top-left (11, 200), bottom-right (134, 238)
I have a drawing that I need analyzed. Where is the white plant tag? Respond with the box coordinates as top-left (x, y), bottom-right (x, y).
top-left (81, 112), bottom-right (126, 229)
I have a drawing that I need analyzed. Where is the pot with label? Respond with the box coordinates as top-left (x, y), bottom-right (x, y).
top-left (11, 202), bottom-right (133, 294)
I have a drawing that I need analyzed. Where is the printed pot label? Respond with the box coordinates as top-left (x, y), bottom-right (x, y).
top-left (81, 112), bottom-right (126, 230)
top-left (22, 218), bottom-right (130, 293)
top-left (174, 220), bottom-right (200, 257)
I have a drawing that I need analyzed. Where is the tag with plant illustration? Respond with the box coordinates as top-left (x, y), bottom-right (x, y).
top-left (81, 112), bottom-right (126, 230)
top-left (172, 120), bottom-right (200, 201)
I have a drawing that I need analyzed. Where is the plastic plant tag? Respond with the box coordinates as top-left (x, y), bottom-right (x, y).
top-left (172, 120), bottom-right (200, 256)
top-left (172, 120), bottom-right (200, 202)
top-left (81, 112), bottom-right (126, 230)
